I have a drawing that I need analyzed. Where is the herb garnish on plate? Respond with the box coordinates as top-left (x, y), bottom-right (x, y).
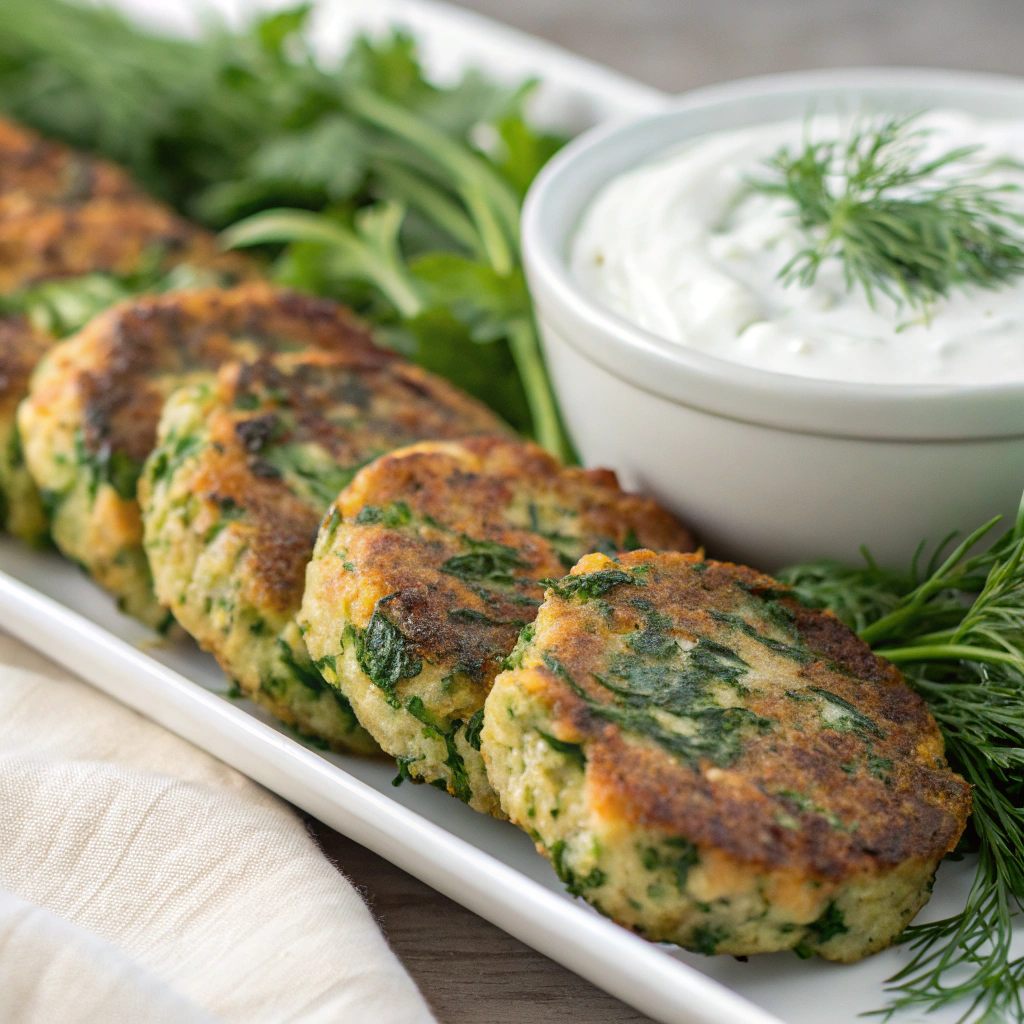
top-left (781, 508), bottom-right (1024, 1023)
top-left (750, 113), bottom-right (1024, 312)
top-left (0, 0), bottom-right (573, 460)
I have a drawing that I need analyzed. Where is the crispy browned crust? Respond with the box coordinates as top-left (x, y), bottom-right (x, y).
top-left (0, 315), bottom-right (48, 417)
top-left (0, 201), bottom-right (252, 294)
top-left (181, 351), bottom-right (512, 617)
top-left (531, 550), bottom-right (972, 882)
top-left (334, 437), bottom-right (696, 707)
top-left (0, 116), bottom-right (252, 295)
top-left (0, 116), bottom-right (142, 216)
top-left (48, 284), bottom-right (380, 465)
top-left (0, 118), bottom-right (254, 412)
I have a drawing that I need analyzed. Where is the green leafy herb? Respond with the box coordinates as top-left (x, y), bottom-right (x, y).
top-left (792, 903), bottom-right (849, 959)
top-left (403, 696), bottom-right (472, 803)
top-left (780, 504), bottom-right (1024, 1021)
top-left (354, 595), bottom-right (422, 706)
top-left (642, 838), bottom-right (700, 893)
top-left (275, 636), bottom-right (327, 695)
top-left (599, 633), bottom-right (750, 716)
top-left (0, 257), bottom-right (210, 338)
top-left (536, 729), bottom-right (586, 767)
top-left (354, 502), bottom-right (412, 528)
top-left (448, 608), bottom-right (527, 628)
top-left (464, 708), bottom-right (485, 752)
top-left (542, 567), bottom-right (646, 601)
top-left (544, 652), bottom-right (770, 770)
top-left (802, 902), bottom-right (850, 958)
top-left (750, 113), bottom-right (1024, 311)
top-left (503, 622), bottom-right (536, 670)
top-left (258, 442), bottom-right (368, 510)
top-left (0, 0), bottom-right (572, 460)
top-left (440, 540), bottom-right (528, 585)
top-left (623, 605), bottom-right (677, 658)
top-left (804, 686), bottom-right (886, 740)
top-left (548, 839), bottom-right (607, 897)
top-left (709, 609), bottom-right (811, 664)
top-left (773, 789), bottom-right (856, 834)
top-left (392, 754), bottom-right (425, 787)
top-left (76, 432), bottom-right (143, 502)
top-left (690, 924), bottom-right (730, 956)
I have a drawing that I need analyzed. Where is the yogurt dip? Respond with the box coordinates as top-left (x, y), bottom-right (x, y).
top-left (571, 110), bottom-right (1024, 385)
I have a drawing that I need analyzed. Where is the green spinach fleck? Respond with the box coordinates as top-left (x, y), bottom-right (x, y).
top-left (690, 924), bottom-right (730, 956)
top-left (464, 708), bottom-right (485, 751)
top-left (404, 695), bottom-right (472, 803)
top-left (807, 686), bottom-right (886, 740)
top-left (642, 837), bottom-right (700, 892)
top-left (544, 653), bottom-right (770, 769)
top-left (542, 567), bottom-right (647, 602)
top-left (710, 610), bottom-right (811, 664)
top-left (355, 594), bottom-right (422, 705)
top-left (536, 729), bottom-right (586, 768)
top-left (448, 607), bottom-right (527, 628)
top-left (440, 539), bottom-right (528, 584)
top-left (549, 840), bottom-right (606, 897)
top-left (355, 502), bottom-right (413, 528)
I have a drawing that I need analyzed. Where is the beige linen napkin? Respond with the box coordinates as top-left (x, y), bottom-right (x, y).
top-left (0, 631), bottom-right (437, 1024)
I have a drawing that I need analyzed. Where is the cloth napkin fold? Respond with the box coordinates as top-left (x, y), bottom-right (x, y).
top-left (0, 630), bottom-right (437, 1024)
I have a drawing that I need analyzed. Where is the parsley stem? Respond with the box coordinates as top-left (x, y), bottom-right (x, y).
top-left (221, 207), bottom-right (424, 319)
top-left (345, 87), bottom-right (519, 274)
top-left (372, 163), bottom-right (483, 256)
top-left (507, 318), bottom-right (572, 462)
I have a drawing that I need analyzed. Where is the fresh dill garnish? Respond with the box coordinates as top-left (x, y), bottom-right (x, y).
top-left (750, 113), bottom-right (1024, 311)
top-left (779, 501), bottom-right (1024, 1022)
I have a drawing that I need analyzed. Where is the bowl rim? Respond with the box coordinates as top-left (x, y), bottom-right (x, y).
top-left (522, 66), bottom-right (1024, 440)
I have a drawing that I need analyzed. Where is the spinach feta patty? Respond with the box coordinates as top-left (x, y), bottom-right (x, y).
top-left (299, 437), bottom-right (694, 813)
top-left (482, 550), bottom-right (972, 960)
top-left (17, 284), bottom-right (358, 629)
top-left (0, 116), bottom-right (253, 546)
top-left (139, 349), bottom-right (509, 752)
top-left (0, 115), bottom-right (143, 211)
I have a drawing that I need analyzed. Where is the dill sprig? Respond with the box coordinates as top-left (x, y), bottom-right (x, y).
top-left (779, 505), bottom-right (1024, 1022)
top-left (750, 113), bottom-right (1024, 310)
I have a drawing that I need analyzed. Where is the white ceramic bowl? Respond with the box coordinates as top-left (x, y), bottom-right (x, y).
top-left (523, 67), bottom-right (1024, 570)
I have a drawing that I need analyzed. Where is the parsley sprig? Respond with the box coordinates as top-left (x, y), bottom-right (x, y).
top-left (0, 0), bottom-right (573, 460)
top-left (750, 114), bottom-right (1024, 311)
top-left (781, 504), bottom-right (1024, 1022)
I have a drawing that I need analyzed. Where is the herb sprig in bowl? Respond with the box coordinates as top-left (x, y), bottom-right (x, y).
top-left (750, 113), bottom-right (1024, 313)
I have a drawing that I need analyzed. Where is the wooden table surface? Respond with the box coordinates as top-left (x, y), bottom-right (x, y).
top-left (309, 3), bottom-right (1024, 1021)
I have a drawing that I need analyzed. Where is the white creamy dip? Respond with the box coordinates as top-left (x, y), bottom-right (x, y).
top-left (571, 111), bottom-right (1024, 385)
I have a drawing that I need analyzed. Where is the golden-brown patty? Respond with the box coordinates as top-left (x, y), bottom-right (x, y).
top-left (482, 550), bottom-right (972, 960)
top-left (0, 116), bottom-right (142, 217)
top-left (0, 315), bottom-right (50, 542)
top-left (0, 118), bottom-right (254, 544)
top-left (299, 437), bottom-right (695, 812)
top-left (0, 201), bottom-right (247, 295)
top-left (139, 347), bottom-right (511, 752)
top-left (18, 285), bottom-right (371, 626)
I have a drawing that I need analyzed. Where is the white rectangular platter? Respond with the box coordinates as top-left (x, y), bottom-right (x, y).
top-left (0, 3), bottom-right (989, 1023)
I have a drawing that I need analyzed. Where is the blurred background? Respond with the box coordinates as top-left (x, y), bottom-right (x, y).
top-left (451, 0), bottom-right (1024, 92)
